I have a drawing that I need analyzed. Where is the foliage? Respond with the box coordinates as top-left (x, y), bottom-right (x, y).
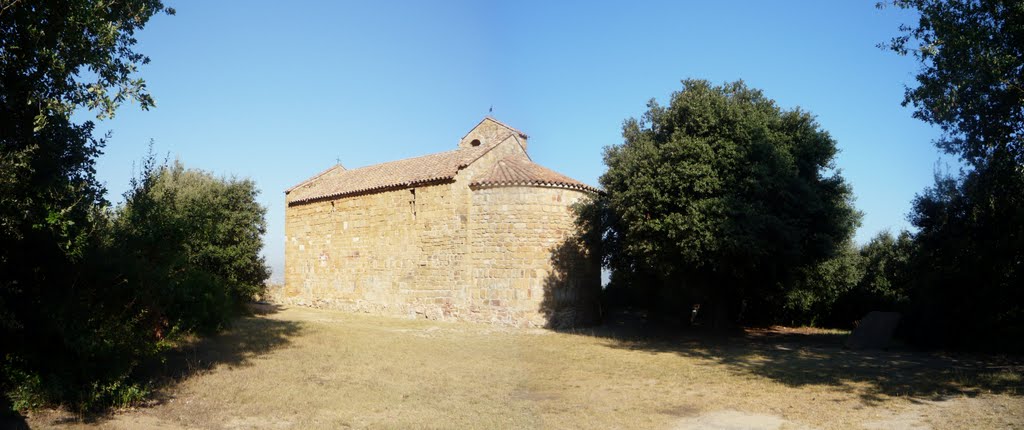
top-left (1, 0), bottom-right (174, 412)
top-left (766, 231), bottom-right (916, 329)
top-left (819, 231), bottom-right (914, 328)
top-left (883, 0), bottom-right (1024, 351)
top-left (780, 243), bottom-right (863, 327)
top-left (1, 206), bottom-right (164, 411)
top-left (116, 155), bottom-right (270, 334)
top-left (2, 152), bottom-right (270, 412)
top-left (904, 166), bottom-right (1024, 351)
top-left (854, 232), bottom-right (913, 308)
top-left (600, 79), bottom-right (861, 325)
top-left (0, 0), bottom-right (271, 412)
top-left (0, 0), bottom-right (174, 270)
top-left (882, 0), bottom-right (1023, 167)
top-left (0, 0), bottom-right (174, 126)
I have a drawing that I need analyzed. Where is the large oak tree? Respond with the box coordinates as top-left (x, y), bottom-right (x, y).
top-left (601, 80), bottom-right (860, 325)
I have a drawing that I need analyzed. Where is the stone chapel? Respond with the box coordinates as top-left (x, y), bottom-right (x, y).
top-left (280, 118), bottom-right (601, 327)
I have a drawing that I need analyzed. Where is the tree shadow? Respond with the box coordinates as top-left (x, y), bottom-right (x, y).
top-left (540, 199), bottom-right (603, 329)
top-left (145, 304), bottom-right (302, 398)
top-left (1, 399), bottom-right (30, 430)
top-left (568, 311), bottom-right (1023, 404)
top-left (32, 304), bottom-right (302, 426)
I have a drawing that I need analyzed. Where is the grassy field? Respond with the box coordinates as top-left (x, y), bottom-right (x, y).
top-left (23, 305), bottom-right (1024, 430)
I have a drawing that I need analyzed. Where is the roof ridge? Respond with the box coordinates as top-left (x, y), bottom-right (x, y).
top-left (340, 147), bottom-right (467, 174)
top-left (287, 145), bottom-right (483, 190)
top-left (484, 116), bottom-right (529, 138)
top-left (460, 116), bottom-right (529, 141)
top-left (286, 164), bottom-right (344, 193)
top-left (510, 134), bottom-right (531, 160)
top-left (285, 120), bottom-right (597, 205)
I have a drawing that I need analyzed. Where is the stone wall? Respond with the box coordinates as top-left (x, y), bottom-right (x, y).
top-left (280, 181), bottom-right (599, 327)
top-left (281, 182), bottom-right (470, 319)
top-left (468, 186), bottom-right (601, 327)
top-left (459, 119), bottom-right (527, 150)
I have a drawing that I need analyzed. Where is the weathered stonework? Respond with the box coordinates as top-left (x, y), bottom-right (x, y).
top-left (277, 118), bottom-right (600, 327)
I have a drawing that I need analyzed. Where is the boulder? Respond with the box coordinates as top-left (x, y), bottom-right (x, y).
top-left (845, 311), bottom-right (902, 350)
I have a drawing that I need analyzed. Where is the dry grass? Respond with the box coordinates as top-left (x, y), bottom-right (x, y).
top-left (23, 305), bottom-right (1024, 430)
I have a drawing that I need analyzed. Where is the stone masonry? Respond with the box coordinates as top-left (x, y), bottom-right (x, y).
top-left (278, 118), bottom-right (601, 327)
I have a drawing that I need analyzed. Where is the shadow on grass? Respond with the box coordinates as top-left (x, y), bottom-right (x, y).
top-left (1, 400), bottom-right (30, 430)
top-left (562, 311), bottom-right (1023, 404)
top-left (33, 304), bottom-right (303, 427)
top-left (146, 303), bottom-right (302, 396)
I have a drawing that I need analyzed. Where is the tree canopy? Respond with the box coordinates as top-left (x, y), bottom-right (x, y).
top-left (600, 79), bottom-right (860, 325)
top-left (884, 0), bottom-right (1023, 167)
top-left (1, 0), bottom-right (173, 125)
top-left (3, 2), bottom-right (175, 403)
top-left (117, 159), bottom-right (270, 332)
top-left (0, 1), bottom-right (274, 412)
top-left (1, 0), bottom-right (175, 296)
top-left (882, 0), bottom-right (1024, 350)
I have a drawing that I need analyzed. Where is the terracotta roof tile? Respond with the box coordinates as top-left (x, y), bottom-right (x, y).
top-left (286, 144), bottom-right (491, 204)
top-left (285, 163), bottom-right (345, 194)
top-left (471, 156), bottom-right (601, 194)
top-left (287, 121), bottom-right (599, 204)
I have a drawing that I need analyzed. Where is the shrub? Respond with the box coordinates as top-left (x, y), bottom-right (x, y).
top-left (116, 156), bottom-right (270, 334)
top-left (1, 155), bottom-right (269, 412)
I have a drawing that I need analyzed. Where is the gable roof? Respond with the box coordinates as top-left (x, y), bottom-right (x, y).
top-left (471, 156), bottom-right (601, 194)
top-left (285, 163), bottom-right (345, 194)
top-left (286, 143), bottom-right (493, 204)
top-left (286, 118), bottom-right (599, 204)
top-left (461, 116), bottom-right (529, 140)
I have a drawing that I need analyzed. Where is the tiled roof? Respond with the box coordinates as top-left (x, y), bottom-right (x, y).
top-left (286, 144), bottom-right (492, 204)
top-left (287, 118), bottom-right (600, 204)
top-left (461, 116), bottom-right (529, 140)
top-left (471, 156), bottom-right (601, 194)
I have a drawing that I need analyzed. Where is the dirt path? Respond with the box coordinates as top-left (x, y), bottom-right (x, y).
top-left (23, 305), bottom-right (1024, 429)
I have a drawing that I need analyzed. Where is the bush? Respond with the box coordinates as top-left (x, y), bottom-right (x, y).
top-left (1, 155), bottom-right (269, 412)
top-left (116, 156), bottom-right (270, 334)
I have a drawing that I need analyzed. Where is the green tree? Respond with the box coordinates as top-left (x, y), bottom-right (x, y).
top-left (817, 231), bottom-right (915, 328)
top-left (601, 79), bottom-right (861, 326)
top-left (116, 159), bottom-right (270, 333)
top-left (781, 242), bottom-right (863, 327)
top-left (0, 0), bottom-right (172, 261)
top-left (883, 0), bottom-right (1023, 167)
top-left (905, 169), bottom-right (1024, 350)
top-left (1, 0), bottom-right (172, 411)
top-left (883, 0), bottom-right (1024, 350)
top-left (855, 231), bottom-right (913, 308)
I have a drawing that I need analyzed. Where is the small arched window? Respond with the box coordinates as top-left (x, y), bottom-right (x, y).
top-left (470, 139), bottom-right (481, 147)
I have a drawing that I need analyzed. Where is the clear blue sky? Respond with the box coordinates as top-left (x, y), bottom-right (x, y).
top-left (90, 1), bottom-right (951, 282)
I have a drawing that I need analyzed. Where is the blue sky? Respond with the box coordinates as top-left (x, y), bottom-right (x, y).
top-left (90, 1), bottom-right (950, 281)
